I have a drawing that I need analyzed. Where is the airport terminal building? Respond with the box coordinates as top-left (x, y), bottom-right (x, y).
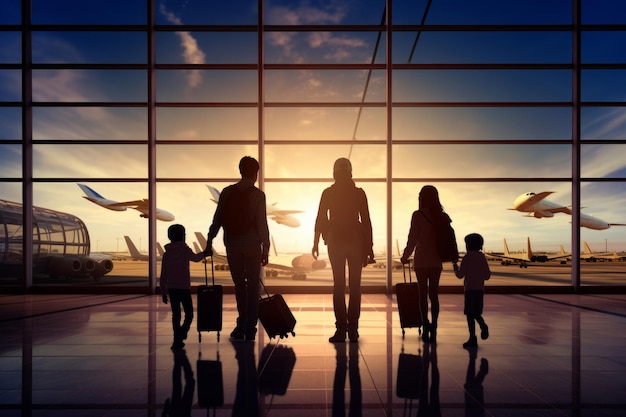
top-left (1, 0), bottom-right (625, 293)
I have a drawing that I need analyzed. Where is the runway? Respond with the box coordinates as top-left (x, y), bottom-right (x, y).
top-left (31, 258), bottom-right (626, 289)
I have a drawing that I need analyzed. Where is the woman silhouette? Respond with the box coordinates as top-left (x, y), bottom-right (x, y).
top-left (313, 158), bottom-right (374, 343)
top-left (401, 185), bottom-right (452, 343)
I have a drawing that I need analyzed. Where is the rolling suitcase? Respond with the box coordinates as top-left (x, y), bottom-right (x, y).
top-left (197, 350), bottom-right (224, 409)
top-left (396, 263), bottom-right (424, 337)
top-left (258, 343), bottom-right (297, 396)
top-left (197, 257), bottom-right (222, 342)
top-left (396, 344), bottom-right (423, 417)
top-left (258, 280), bottom-right (296, 339)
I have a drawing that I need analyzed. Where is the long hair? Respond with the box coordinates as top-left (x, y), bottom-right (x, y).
top-left (418, 185), bottom-right (446, 223)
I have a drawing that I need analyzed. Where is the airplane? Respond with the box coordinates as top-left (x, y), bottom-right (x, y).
top-left (194, 232), bottom-right (325, 280)
top-left (123, 236), bottom-right (162, 261)
top-left (510, 192), bottom-right (626, 230)
top-left (206, 185), bottom-right (302, 228)
top-left (581, 241), bottom-right (624, 262)
top-left (491, 237), bottom-right (570, 268)
top-left (77, 184), bottom-right (175, 222)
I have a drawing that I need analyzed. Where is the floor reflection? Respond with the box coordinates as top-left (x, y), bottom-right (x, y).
top-left (1, 293), bottom-right (625, 416)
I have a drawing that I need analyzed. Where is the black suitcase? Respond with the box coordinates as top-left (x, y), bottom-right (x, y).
top-left (197, 257), bottom-right (222, 342)
top-left (396, 263), bottom-right (424, 337)
top-left (258, 281), bottom-right (296, 339)
top-left (197, 350), bottom-right (224, 409)
top-left (258, 343), bottom-right (297, 396)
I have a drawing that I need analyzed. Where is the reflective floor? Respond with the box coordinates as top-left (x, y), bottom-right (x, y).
top-left (1, 293), bottom-right (625, 416)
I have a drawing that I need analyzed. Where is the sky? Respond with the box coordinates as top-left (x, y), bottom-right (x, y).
top-left (1, 0), bottom-right (626, 256)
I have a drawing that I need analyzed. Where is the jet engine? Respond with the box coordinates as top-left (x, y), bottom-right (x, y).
top-left (291, 254), bottom-right (327, 270)
top-left (532, 211), bottom-right (554, 218)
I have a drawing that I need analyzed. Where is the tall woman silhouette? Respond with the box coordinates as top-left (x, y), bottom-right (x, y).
top-left (313, 158), bottom-right (374, 343)
top-left (401, 185), bottom-right (452, 343)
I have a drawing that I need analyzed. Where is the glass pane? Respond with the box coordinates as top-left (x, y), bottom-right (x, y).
top-left (264, 144), bottom-right (386, 179)
top-left (393, 144), bottom-right (571, 178)
top-left (580, 182), bottom-right (626, 286)
top-left (33, 144), bottom-right (146, 178)
top-left (265, 0), bottom-right (386, 25)
top-left (0, 145), bottom-right (21, 177)
top-left (581, 144), bottom-right (626, 179)
top-left (0, 107), bottom-right (21, 140)
top-left (393, 107), bottom-right (571, 141)
top-left (394, 0), bottom-right (571, 25)
top-left (157, 70), bottom-right (257, 102)
top-left (33, 70), bottom-right (147, 102)
top-left (32, 182), bottom-right (149, 286)
top-left (266, 107), bottom-right (386, 141)
top-left (582, 107), bottom-right (626, 140)
top-left (156, 144), bottom-right (258, 178)
top-left (582, 0), bottom-right (626, 24)
top-left (266, 32), bottom-right (385, 64)
top-left (0, 70), bottom-right (21, 101)
top-left (0, 193), bottom-right (23, 284)
top-left (394, 70), bottom-right (571, 102)
top-left (33, 32), bottom-right (147, 64)
top-left (0, 0), bottom-right (20, 24)
top-left (582, 70), bottom-right (626, 102)
top-left (33, 107), bottom-right (147, 140)
top-left (263, 181), bottom-right (385, 287)
top-left (393, 182), bottom-right (573, 287)
top-left (266, 70), bottom-right (385, 103)
top-left (157, 0), bottom-right (258, 25)
top-left (157, 108), bottom-right (258, 141)
top-left (582, 32), bottom-right (626, 64)
top-left (394, 31), bottom-right (571, 64)
top-left (0, 32), bottom-right (20, 63)
top-left (156, 32), bottom-right (257, 64)
top-left (32, 0), bottom-right (146, 24)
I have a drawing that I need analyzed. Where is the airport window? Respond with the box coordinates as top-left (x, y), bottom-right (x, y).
top-left (1, 0), bottom-right (625, 292)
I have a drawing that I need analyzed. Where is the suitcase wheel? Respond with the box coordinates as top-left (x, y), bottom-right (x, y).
top-left (291, 331), bottom-right (296, 337)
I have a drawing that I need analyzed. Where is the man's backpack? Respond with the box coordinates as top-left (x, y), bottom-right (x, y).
top-left (222, 186), bottom-right (254, 235)
top-left (420, 211), bottom-right (459, 263)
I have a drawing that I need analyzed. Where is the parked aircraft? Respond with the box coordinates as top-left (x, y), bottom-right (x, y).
top-left (123, 236), bottom-right (162, 261)
top-left (77, 184), bottom-right (175, 222)
top-left (492, 237), bottom-right (570, 268)
top-left (510, 191), bottom-right (626, 230)
top-left (582, 241), bottom-right (624, 262)
top-left (206, 185), bottom-right (302, 228)
top-left (194, 232), bottom-right (325, 280)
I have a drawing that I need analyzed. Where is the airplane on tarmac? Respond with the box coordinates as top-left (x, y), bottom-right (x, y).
top-left (77, 184), bottom-right (175, 222)
top-left (123, 236), bottom-right (162, 261)
top-left (194, 232), bottom-right (326, 280)
top-left (581, 241), bottom-right (624, 262)
top-left (510, 192), bottom-right (626, 230)
top-left (206, 185), bottom-right (302, 228)
top-left (491, 237), bottom-right (570, 268)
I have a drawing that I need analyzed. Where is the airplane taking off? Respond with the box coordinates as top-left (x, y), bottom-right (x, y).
top-left (510, 192), bottom-right (626, 230)
top-left (491, 237), bottom-right (569, 268)
top-left (206, 185), bottom-right (302, 228)
top-left (77, 184), bottom-right (175, 222)
top-left (194, 232), bottom-right (325, 280)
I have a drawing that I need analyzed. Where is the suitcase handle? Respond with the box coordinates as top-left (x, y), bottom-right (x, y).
top-left (204, 256), bottom-right (215, 286)
top-left (402, 262), bottom-right (413, 284)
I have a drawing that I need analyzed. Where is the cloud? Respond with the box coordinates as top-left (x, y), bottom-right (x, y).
top-left (159, 3), bottom-right (206, 88)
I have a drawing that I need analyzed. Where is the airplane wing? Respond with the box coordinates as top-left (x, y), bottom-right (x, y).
top-left (108, 199), bottom-right (149, 209)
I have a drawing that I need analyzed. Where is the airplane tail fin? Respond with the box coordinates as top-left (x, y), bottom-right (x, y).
top-left (503, 238), bottom-right (510, 256)
top-left (124, 236), bottom-right (143, 258)
top-left (156, 242), bottom-right (164, 256)
top-left (77, 183), bottom-right (105, 199)
top-left (526, 237), bottom-right (533, 259)
top-left (271, 235), bottom-right (278, 257)
top-left (206, 185), bottom-right (221, 204)
top-left (195, 232), bottom-right (207, 248)
top-left (583, 241), bottom-right (592, 254)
